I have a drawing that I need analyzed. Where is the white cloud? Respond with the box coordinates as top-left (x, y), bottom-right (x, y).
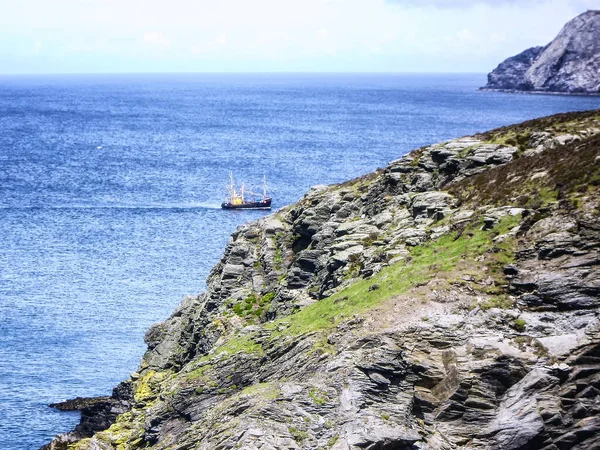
top-left (385, 0), bottom-right (543, 8)
top-left (456, 28), bottom-right (476, 43)
top-left (317, 28), bottom-right (329, 40)
top-left (190, 33), bottom-right (231, 55)
top-left (143, 32), bottom-right (171, 48)
top-left (215, 33), bottom-right (228, 45)
top-left (0, 0), bottom-right (595, 72)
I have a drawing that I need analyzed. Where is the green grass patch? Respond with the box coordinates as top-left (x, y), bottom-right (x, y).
top-left (267, 216), bottom-right (518, 337)
top-left (479, 295), bottom-right (515, 311)
top-left (214, 335), bottom-right (264, 358)
top-left (189, 335), bottom-right (265, 367)
top-left (274, 248), bottom-right (283, 269)
top-left (288, 426), bottom-right (310, 443)
top-left (311, 336), bottom-right (336, 357)
top-left (240, 382), bottom-right (280, 400)
top-left (513, 318), bottom-right (527, 331)
top-left (484, 130), bottom-right (531, 153)
top-left (262, 291), bottom-right (276, 304)
top-left (230, 292), bottom-right (276, 321)
top-left (185, 364), bottom-right (213, 381)
top-left (308, 388), bottom-right (328, 406)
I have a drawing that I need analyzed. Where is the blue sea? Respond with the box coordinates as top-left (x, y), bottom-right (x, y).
top-left (0, 73), bottom-right (598, 450)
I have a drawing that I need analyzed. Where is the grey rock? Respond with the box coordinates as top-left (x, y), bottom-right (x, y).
top-left (329, 245), bottom-right (364, 270)
top-left (467, 144), bottom-right (517, 166)
top-left (372, 210), bottom-right (394, 228)
top-left (221, 263), bottom-right (245, 280)
top-left (44, 112), bottom-right (600, 450)
top-left (484, 46), bottom-right (545, 91)
top-left (483, 11), bottom-right (600, 94)
top-left (391, 228), bottom-right (427, 247)
top-left (345, 424), bottom-right (420, 449)
top-left (490, 369), bottom-right (554, 450)
top-left (430, 147), bottom-right (458, 163)
top-left (409, 191), bottom-right (456, 219)
top-left (410, 172), bottom-right (434, 191)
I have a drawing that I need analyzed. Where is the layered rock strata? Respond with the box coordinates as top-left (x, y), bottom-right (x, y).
top-left (44, 110), bottom-right (600, 450)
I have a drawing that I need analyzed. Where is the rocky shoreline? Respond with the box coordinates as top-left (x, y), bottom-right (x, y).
top-left (479, 88), bottom-right (600, 97)
top-left (49, 397), bottom-right (114, 412)
top-left (44, 110), bottom-right (600, 450)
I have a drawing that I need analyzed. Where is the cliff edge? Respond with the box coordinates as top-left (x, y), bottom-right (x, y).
top-left (482, 10), bottom-right (600, 94)
top-left (44, 110), bottom-right (600, 450)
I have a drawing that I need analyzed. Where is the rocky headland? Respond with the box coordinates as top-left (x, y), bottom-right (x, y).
top-left (44, 110), bottom-right (600, 450)
top-left (482, 10), bottom-right (600, 95)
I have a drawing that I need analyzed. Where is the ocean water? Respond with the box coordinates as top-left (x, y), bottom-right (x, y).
top-left (0, 73), bottom-right (598, 450)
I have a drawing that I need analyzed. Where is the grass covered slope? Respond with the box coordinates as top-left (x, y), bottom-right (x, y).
top-left (268, 214), bottom-right (519, 337)
top-left (46, 110), bottom-right (600, 450)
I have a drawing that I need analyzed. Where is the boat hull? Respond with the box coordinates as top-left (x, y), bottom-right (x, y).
top-left (221, 198), bottom-right (272, 210)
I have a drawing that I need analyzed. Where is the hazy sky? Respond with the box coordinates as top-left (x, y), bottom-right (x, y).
top-left (0, 0), bottom-right (596, 74)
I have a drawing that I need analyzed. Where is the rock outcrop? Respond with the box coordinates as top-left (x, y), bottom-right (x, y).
top-left (482, 10), bottom-right (600, 94)
top-left (44, 110), bottom-right (600, 450)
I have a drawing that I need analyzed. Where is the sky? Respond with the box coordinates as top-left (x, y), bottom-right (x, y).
top-left (0, 0), bottom-right (597, 74)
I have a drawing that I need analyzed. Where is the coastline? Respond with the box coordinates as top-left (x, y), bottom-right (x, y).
top-left (44, 109), bottom-right (600, 450)
top-left (6, 73), bottom-right (600, 450)
top-left (479, 87), bottom-right (600, 96)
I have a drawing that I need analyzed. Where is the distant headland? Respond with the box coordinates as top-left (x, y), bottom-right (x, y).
top-left (481, 10), bottom-right (600, 95)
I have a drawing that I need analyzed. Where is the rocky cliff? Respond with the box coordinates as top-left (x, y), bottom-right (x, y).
top-left (482, 10), bottom-right (600, 94)
top-left (44, 110), bottom-right (600, 450)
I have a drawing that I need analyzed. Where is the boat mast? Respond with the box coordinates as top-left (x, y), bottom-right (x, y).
top-left (241, 183), bottom-right (245, 202)
top-left (228, 172), bottom-right (237, 201)
top-left (263, 175), bottom-right (267, 200)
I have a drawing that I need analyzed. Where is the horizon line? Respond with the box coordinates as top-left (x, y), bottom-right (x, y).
top-left (0, 71), bottom-right (490, 77)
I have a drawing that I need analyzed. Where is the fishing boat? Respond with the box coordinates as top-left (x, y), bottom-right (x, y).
top-left (221, 173), bottom-right (272, 210)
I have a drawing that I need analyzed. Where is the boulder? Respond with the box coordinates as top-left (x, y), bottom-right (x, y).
top-left (409, 192), bottom-right (456, 219)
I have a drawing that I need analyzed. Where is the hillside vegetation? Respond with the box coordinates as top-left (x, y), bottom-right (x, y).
top-left (46, 110), bottom-right (600, 450)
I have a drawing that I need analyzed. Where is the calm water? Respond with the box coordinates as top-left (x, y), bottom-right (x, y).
top-left (1, 73), bottom-right (599, 449)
